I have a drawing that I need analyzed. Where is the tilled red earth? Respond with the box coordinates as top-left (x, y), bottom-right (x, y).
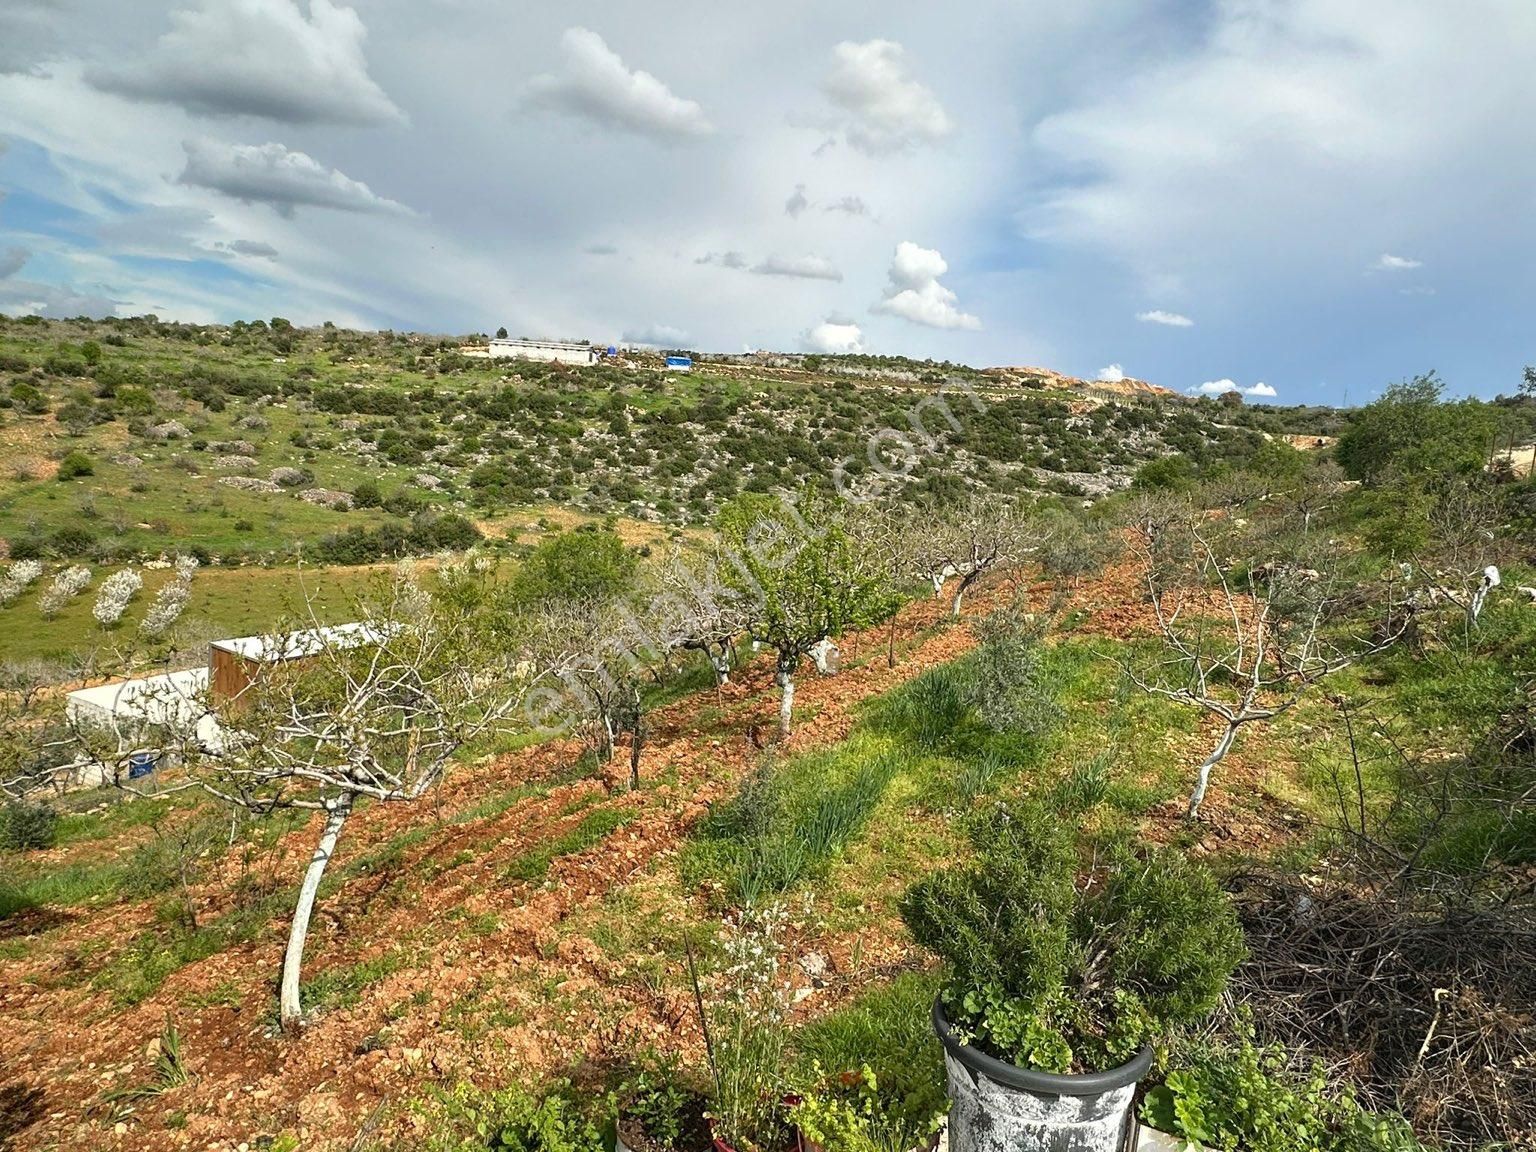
top-left (0, 574), bottom-right (1299, 1150)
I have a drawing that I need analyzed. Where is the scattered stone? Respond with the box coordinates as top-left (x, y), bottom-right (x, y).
top-left (269, 467), bottom-right (308, 488)
top-left (144, 420), bottom-right (190, 441)
top-left (238, 413), bottom-right (270, 431)
top-left (112, 454), bottom-right (143, 467)
top-left (213, 455), bottom-right (259, 471)
top-left (413, 472), bottom-right (443, 490)
top-left (297, 488), bottom-right (354, 510)
top-left (209, 439), bottom-right (258, 456)
top-left (218, 476), bottom-right (281, 493)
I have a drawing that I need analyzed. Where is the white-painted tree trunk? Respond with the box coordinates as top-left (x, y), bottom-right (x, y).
top-left (280, 793), bottom-right (353, 1029)
top-left (777, 672), bottom-right (795, 738)
top-left (709, 648), bottom-right (731, 685)
top-left (1187, 723), bottom-right (1239, 820)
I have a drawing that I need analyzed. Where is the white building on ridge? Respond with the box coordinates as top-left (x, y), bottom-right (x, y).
top-left (487, 338), bottom-right (598, 366)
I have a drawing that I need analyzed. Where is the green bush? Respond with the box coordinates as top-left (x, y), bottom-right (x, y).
top-left (901, 802), bottom-right (1246, 1074)
top-left (416, 1080), bottom-right (606, 1152)
top-left (56, 450), bottom-right (95, 480)
top-left (0, 799), bottom-right (60, 851)
top-left (793, 971), bottom-right (948, 1152)
top-left (1143, 1036), bottom-right (1425, 1152)
top-left (966, 611), bottom-right (1064, 738)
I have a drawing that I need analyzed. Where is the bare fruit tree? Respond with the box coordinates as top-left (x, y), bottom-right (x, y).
top-left (643, 546), bottom-right (754, 686)
top-left (94, 563), bottom-right (553, 1029)
top-left (910, 494), bottom-right (1048, 618)
top-left (1125, 497), bottom-right (1408, 819)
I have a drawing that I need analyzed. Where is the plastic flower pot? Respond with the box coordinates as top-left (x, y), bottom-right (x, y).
top-left (932, 998), bottom-right (1154, 1152)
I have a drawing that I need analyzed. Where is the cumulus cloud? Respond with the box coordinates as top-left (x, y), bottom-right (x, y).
top-left (822, 39), bottom-right (953, 155)
top-left (0, 247), bottom-right (31, 279)
top-left (1192, 379), bottom-right (1276, 399)
top-left (87, 0), bottom-right (404, 126)
top-left (1137, 309), bottom-right (1194, 327)
top-left (696, 251), bottom-right (748, 269)
top-left (523, 27), bottom-right (712, 142)
top-left (1096, 363), bottom-right (1125, 383)
top-left (178, 138), bottom-right (411, 217)
top-left (802, 320), bottom-right (864, 355)
top-left (621, 323), bottom-right (689, 347)
top-left (751, 253), bottom-right (842, 281)
top-left (870, 241), bottom-right (979, 330)
top-left (784, 184), bottom-right (809, 218)
top-left (1373, 253), bottom-right (1422, 271)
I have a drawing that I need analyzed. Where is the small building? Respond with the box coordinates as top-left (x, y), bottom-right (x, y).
top-left (209, 623), bottom-right (385, 708)
top-left (664, 355), bottom-right (693, 373)
top-left (64, 668), bottom-right (222, 784)
top-left (487, 338), bottom-right (599, 366)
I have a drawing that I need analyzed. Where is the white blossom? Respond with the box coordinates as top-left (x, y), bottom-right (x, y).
top-left (0, 559), bottom-right (44, 607)
top-left (39, 566), bottom-right (93, 616)
top-left (92, 568), bottom-right (144, 626)
top-left (140, 557), bottom-right (198, 637)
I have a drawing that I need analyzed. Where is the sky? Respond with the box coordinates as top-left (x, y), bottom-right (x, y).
top-left (1, 0), bottom-right (1533, 406)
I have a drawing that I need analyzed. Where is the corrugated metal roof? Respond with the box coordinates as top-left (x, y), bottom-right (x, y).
top-left (209, 622), bottom-right (386, 662)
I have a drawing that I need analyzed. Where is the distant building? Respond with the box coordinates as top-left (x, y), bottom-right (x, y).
top-left (487, 338), bottom-right (599, 366)
top-left (209, 623), bottom-right (386, 709)
top-left (664, 355), bottom-right (693, 372)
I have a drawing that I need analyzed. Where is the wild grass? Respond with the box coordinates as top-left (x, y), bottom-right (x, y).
top-left (792, 970), bottom-right (948, 1152)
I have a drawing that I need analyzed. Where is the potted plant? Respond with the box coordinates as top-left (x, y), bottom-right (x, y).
top-left (900, 802), bottom-right (1246, 1152)
top-left (615, 1053), bottom-right (713, 1152)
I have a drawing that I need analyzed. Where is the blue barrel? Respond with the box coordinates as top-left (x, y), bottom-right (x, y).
top-left (128, 751), bottom-right (158, 779)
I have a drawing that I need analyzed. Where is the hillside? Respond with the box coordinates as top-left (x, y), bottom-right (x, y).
top-left (0, 316), bottom-right (1322, 572)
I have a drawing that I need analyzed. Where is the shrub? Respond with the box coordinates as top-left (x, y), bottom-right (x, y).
top-left (49, 524), bottom-right (97, 556)
top-left (56, 450), bottom-right (95, 480)
top-left (1142, 1035), bottom-right (1426, 1152)
top-left (1, 800), bottom-right (60, 851)
top-left (415, 1080), bottom-right (605, 1152)
top-left (966, 611), bottom-right (1064, 737)
top-left (901, 802), bottom-right (1246, 1074)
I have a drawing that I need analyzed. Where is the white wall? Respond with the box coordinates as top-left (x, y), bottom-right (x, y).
top-left (487, 339), bottom-right (595, 365)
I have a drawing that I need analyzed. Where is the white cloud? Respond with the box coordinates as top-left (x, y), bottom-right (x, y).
top-left (1137, 309), bottom-right (1194, 327)
top-left (751, 253), bottom-right (842, 281)
top-left (871, 241), bottom-right (980, 330)
top-left (784, 184), bottom-right (808, 218)
top-left (696, 251), bottom-right (748, 269)
top-left (1192, 379), bottom-right (1277, 399)
top-left (825, 195), bottom-right (871, 217)
top-left (523, 27), bottom-right (712, 142)
top-left (822, 39), bottom-right (953, 155)
top-left (178, 138), bottom-right (411, 217)
top-left (1096, 363), bottom-right (1125, 382)
top-left (87, 0), bottom-right (404, 126)
top-left (621, 323), bottom-right (689, 347)
top-left (802, 320), bottom-right (864, 354)
top-left (1373, 253), bottom-right (1422, 270)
